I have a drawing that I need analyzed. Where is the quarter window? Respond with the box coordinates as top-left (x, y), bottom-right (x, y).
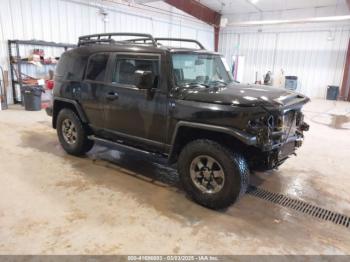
top-left (113, 57), bottom-right (159, 87)
top-left (86, 53), bottom-right (109, 81)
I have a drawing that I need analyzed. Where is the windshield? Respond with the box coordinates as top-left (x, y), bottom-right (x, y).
top-left (171, 53), bottom-right (234, 88)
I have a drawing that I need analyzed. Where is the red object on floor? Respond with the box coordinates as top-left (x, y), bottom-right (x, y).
top-left (41, 101), bottom-right (50, 109)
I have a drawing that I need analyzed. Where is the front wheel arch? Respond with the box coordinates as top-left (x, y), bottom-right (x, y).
top-left (168, 124), bottom-right (252, 164)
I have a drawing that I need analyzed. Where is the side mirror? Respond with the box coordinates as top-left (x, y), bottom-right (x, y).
top-left (135, 70), bottom-right (154, 90)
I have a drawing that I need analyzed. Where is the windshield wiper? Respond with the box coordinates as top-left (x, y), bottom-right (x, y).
top-left (209, 80), bottom-right (227, 87)
top-left (184, 82), bottom-right (210, 88)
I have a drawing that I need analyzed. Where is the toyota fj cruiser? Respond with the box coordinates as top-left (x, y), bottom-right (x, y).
top-left (47, 33), bottom-right (310, 209)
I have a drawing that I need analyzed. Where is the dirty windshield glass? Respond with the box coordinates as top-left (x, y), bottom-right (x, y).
top-left (172, 53), bottom-right (233, 88)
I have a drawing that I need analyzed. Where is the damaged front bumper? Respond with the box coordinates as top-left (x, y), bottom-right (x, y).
top-left (253, 109), bottom-right (310, 170)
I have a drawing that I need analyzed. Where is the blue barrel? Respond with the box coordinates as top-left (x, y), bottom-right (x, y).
top-left (326, 86), bottom-right (339, 100)
top-left (285, 76), bottom-right (298, 91)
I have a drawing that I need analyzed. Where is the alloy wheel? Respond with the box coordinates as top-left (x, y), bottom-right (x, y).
top-left (61, 119), bottom-right (77, 145)
top-left (189, 155), bottom-right (225, 194)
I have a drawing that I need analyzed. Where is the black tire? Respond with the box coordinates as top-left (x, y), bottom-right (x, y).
top-left (178, 139), bottom-right (249, 209)
top-left (56, 108), bottom-right (94, 156)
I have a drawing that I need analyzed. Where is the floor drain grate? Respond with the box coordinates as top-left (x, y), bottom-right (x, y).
top-left (247, 185), bottom-right (350, 228)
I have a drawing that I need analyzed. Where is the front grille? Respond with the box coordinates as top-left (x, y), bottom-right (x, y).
top-left (282, 110), bottom-right (297, 139)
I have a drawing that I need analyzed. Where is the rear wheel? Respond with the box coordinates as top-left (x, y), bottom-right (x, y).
top-left (178, 139), bottom-right (249, 209)
top-left (56, 108), bottom-right (94, 156)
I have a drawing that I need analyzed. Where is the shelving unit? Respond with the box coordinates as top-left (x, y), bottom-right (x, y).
top-left (8, 40), bottom-right (76, 104)
top-left (0, 65), bottom-right (7, 110)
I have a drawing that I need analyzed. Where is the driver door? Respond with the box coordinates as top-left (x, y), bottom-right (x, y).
top-left (102, 53), bottom-right (168, 150)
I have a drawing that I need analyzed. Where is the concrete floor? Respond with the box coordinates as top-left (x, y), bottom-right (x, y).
top-left (0, 99), bottom-right (349, 255)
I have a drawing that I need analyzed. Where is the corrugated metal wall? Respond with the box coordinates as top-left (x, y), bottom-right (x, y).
top-left (0, 0), bottom-right (214, 103)
top-left (219, 26), bottom-right (350, 98)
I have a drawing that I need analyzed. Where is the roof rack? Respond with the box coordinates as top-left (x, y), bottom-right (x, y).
top-left (77, 33), bottom-right (206, 50)
top-left (128, 38), bottom-right (205, 50)
top-left (78, 33), bottom-right (157, 47)
top-left (155, 38), bottom-right (205, 50)
top-left (126, 37), bottom-right (154, 45)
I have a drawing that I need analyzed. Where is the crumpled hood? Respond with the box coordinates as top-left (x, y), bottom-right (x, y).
top-left (179, 83), bottom-right (309, 108)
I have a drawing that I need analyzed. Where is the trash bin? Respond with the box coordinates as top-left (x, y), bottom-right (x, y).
top-left (326, 85), bottom-right (339, 100)
top-left (20, 86), bottom-right (25, 106)
top-left (285, 76), bottom-right (298, 91)
top-left (22, 86), bottom-right (44, 111)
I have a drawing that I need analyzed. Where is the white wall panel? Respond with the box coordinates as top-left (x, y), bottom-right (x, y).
top-left (219, 26), bottom-right (350, 98)
top-left (0, 0), bottom-right (214, 103)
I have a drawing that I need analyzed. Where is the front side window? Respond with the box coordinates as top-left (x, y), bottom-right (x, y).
top-left (172, 53), bottom-right (233, 88)
top-left (113, 56), bottom-right (159, 87)
top-left (86, 53), bottom-right (109, 81)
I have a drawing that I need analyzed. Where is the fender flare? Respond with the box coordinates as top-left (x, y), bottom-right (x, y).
top-left (168, 121), bottom-right (257, 163)
top-left (52, 98), bottom-right (88, 128)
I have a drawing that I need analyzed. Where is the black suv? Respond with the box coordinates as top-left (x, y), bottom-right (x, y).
top-left (47, 33), bottom-right (309, 209)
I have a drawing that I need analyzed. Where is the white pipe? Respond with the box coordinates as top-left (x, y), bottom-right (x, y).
top-left (228, 15), bottom-right (350, 27)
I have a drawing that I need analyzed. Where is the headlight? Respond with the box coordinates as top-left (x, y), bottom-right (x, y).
top-left (248, 114), bottom-right (282, 130)
top-left (247, 116), bottom-right (265, 130)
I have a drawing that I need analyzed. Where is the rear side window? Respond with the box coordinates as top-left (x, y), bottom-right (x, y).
top-left (86, 53), bottom-right (109, 81)
top-left (55, 52), bottom-right (87, 81)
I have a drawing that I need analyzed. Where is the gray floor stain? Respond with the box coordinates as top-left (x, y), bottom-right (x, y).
top-left (1, 101), bottom-right (350, 254)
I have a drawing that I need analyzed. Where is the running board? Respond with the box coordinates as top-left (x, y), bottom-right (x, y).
top-left (88, 135), bottom-right (166, 157)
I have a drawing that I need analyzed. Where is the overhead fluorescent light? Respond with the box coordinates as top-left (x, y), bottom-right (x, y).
top-left (250, 0), bottom-right (259, 4)
top-left (220, 17), bottom-right (229, 28)
top-left (228, 15), bottom-right (350, 26)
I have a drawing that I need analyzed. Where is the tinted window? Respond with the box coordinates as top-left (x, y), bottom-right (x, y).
top-left (86, 54), bottom-right (109, 81)
top-left (113, 57), bottom-right (159, 87)
top-left (55, 52), bottom-right (88, 81)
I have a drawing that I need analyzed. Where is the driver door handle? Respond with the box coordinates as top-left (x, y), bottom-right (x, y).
top-left (106, 92), bottom-right (119, 100)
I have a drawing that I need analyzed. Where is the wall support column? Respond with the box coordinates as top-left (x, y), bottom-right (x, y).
top-left (340, 39), bottom-right (350, 101)
top-left (214, 26), bottom-right (220, 51)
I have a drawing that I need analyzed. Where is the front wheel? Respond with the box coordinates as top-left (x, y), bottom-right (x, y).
top-left (178, 139), bottom-right (249, 209)
top-left (56, 108), bottom-right (94, 156)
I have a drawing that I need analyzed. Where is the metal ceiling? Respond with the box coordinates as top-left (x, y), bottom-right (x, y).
top-left (198, 0), bottom-right (348, 15)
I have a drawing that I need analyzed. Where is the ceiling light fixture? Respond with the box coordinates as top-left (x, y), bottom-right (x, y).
top-left (220, 17), bottom-right (229, 27)
top-left (228, 15), bottom-right (350, 26)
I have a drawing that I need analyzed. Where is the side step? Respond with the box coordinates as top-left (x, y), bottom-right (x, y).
top-left (88, 135), bottom-right (166, 158)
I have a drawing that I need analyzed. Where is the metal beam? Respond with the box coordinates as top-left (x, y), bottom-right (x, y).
top-left (165, 0), bottom-right (221, 51)
top-left (340, 39), bottom-right (350, 101)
